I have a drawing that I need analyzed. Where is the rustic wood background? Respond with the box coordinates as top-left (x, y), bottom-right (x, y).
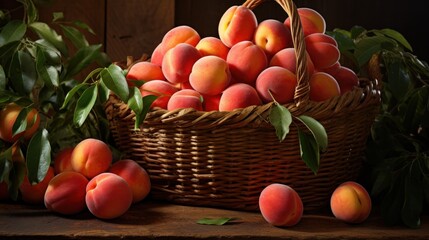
top-left (2, 0), bottom-right (428, 66)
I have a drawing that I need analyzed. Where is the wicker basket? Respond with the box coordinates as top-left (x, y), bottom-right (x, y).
top-left (105, 0), bottom-right (381, 212)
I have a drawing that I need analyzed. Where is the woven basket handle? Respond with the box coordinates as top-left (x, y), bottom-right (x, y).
top-left (243, 0), bottom-right (309, 106)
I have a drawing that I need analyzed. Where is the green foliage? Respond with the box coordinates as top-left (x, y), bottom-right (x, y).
top-left (0, 0), bottom-right (111, 199)
top-left (328, 26), bottom-right (429, 228)
top-left (196, 217), bottom-right (236, 226)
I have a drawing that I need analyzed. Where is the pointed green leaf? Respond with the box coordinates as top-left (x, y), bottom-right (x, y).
top-left (52, 12), bottom-right (64, 22)
top-left (296, 115), bottom-right (328, 151)
top-left (17, 0), bottom-right (38, 24)
top-left (60, 25), bottom-right (89, 49)
top-left (8, 160), bottom-right (26, 201)
top-left (350, 26), bottom-right (366, 39)
top-left (127, 87), bottom-right (143, 128)
top-left (36, 45), bottom-right (59, 87)
top-left (197, 217), bottom-right (235, 226)
top-left (73, 20), bottom-right (96, 35)
top-left (61, 82), bottom-right (87, 109)
top-left (29, 22), bottom-right (68, 56)
top-left (0, 65), bottom-right (5, 90)
top-left (354, 36), bottom-right (387, 67)
top-left (65, 44), bottom-right (101, 80)
top-left (0, 146), bottom-right (13, 182)
top-left (380, 28), bottom-right (413, 52)
top-left (73, 84), bottom-right (98, 127)
top-left (101, 64), bottom-right (129, 102)
top-left (0, 41), bottom-right (20, 63)
top-left (269, 103), bottom-right (292, 142)
top-left (12, 107), bottom-right (32, 138)
top-left (8, 50), bottom-right (37, 95)
top-left (0, 20), bottom-right (26, 46)
top-left (26, 129), bottom-right (51, 184)
top-left (139, 95), bottom-right (157, 126)
top-left (98, 80), bottom-right (110, 103)
top-left (298, 130), bottom-right (319, 174)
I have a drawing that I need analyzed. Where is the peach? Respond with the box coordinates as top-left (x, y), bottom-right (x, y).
top-left (167, 89), bottom-right (203, 111)
top-left (139, 80), bottom-right (179, 109)
top-left (254, 19), bottom-right (293, 59)
top-left (203, 94), bottom-right (221, 111)
top-left (320, 61), bottom-right (341, 76)
top-left (284, 7), bottom-right (326, 37)
top-left (227, 41), bottom-right (267, 85)
top-left (19, 166), bottom-right (55, 205)
top-left (86, 172), bottom-right (133, 219)
top-left (218, 5), bottom-right (258, 47)
top-left (259, 183), bottom-right (303, 227)
top-left (330, 66), bottom-right (360, 94)
top-left (150, 43), bottom-right (164, 67)
top-left (189, 56), bottom-right (231, 96)
top-left (126, 61), bottom-right (166, 87)
top-left (160, 25), bottom-right (201, 55)
top-left (306, 41), bottom-right (340, 70)
top-left (196, 36), bottom-right (230, 60)
top-left (309, 72), bottom-right (341, 102)
top-left (330, 181), bottom-right (372, 224)
top-left (109, 159), bottom-right (151, 203)
top-left (0, 103), bottom-right (40, 143)
top-left (305, 32), bottom-right (338, 46)
top-left (53, 147), bottom-right (74, 174)
top-left (270, 48), bottom-right (315, 75)
top-left (219, 83), bottom-right (262, 111)
top-left (44, 171), bottom-right (89, 215)
top-left (162, 43), bottom-right (201, 84)
top-left (71, 138), bottom-right (112, 179)
top-left (256, 66), bottom-right (297, 104)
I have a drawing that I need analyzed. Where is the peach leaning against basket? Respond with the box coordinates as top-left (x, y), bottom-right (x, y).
top-left (105, 0), bottom-right (381, 211)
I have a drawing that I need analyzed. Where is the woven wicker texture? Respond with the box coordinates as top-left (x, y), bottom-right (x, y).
top-left (105, 0), bottom-right (381, 211)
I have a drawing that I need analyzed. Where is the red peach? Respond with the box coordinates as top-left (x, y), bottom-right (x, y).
top-left (86, 172), bottom-right (133, 219)
top-left (305, 32), bottom-right (338, 46)
top-left (219, 83), bottom-right (262, 111)
top-left (309, 72), bottom-right (341, 102)
top-left (320, 62), bottom-right (341, 76)
top-left (0, 103), bottom-right (40, 143)
top-left (254, 19), bottom-right (293, 59)
top-left (150, 43), bottom-right (164, 67)
top-left (189, 56), bottom-right (231, 96)
top-left (218, 5), bottom-right (258, 47)
top-left (330, 66), bottom-right (360, 94)
top-left (306, 41), bottom-right (340, 70)
top-left (162, 43), bottom-right (201, 84)
top-left (203, 94), bottom-right (221, 111)
top-left (255, 66), bottom-right (297, 104)
top-left (53, 147), bottom-right (74, 174)
top-left (139, 80), bottom-right (179, 109)
top-left (259, 183), bottom-right (304, 227)
top-left (126, 61), bottom-right (166, 87)
top-left (19, 166), bottom-right (55, 205)
top-left (71, 138), bottom-right (112, 179)
top-left (167, 89), bottom-right (203, 111)
top-left (196, 37), bottom-right (230, 60)
top-left (44, 171), bottom-right (89, 215)
top-left (284, 8), bottom-right (326, 37)
top-left (109, 159), bottom-right (151, 203)
top-left (160, 25), bottom-right (201, 55)
top-left (270, 48), bottom-right (315, 75)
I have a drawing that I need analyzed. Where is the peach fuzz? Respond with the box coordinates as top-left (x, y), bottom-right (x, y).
top-left (126, 61), bottom-right (165, 87)
top-left (196, 37), bottom-right (230, 60)
top-left (259, 183), bottom-right (303, 227)
top-left (256, 66), bottom-right (297, 104)
top-left (86, 172), bottom-right (133, 219)
top-left (19, 166), bottom-right (55, 205)
top-left (162, 43), bottom-right (201, 84)
top-left (167, 89), bottom-right (203, 111)
top-left (330, 181), bottom-right (372, 224)
top-left (330, 66), bottom-right (360, 94)
top-left (254, 19), bottom-right (293, 59)
top-left (44, 171), bottom-right (89, 215)
top-left (53, 147), bottom-right (74, 174)
top-left (270, 48), bottom-right (315, 75)
top-left (189, 56), bottom-right (231, 96)
top-left (71, 138), bottom-right (112, 179)
top-left (306, 41), bottom-right (340, 70)
top-left (284, 7), bottom-right (326, 37)
top-left (0, 103), bottom-right (40, 143)
top-left (227, 41), bottom-right (267, 85)
top-left (218, 5), bottom-right (258, 47)
top-left (309, 72), bottom-right (340, 102)
top-left (203, 94), bottom-right (221, 111)
top-left (219, 83), bottom-right (262, 111)
top-left (150, 43), bottom-right (164, 67)
top-left (109, 159), bottom-right (151, 203)
top-left (160, 25), bottom-right (200, 55)
top-left (140, 80), bottom-right (179, 109)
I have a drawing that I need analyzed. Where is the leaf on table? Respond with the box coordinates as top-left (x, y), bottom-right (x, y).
top-left (197, 217), bottom-right (236, 226)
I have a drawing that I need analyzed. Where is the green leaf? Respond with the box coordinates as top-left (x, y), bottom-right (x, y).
top-left (36, 45), bottom-right (59, 87)
top-left (8, 50), bottom-right (37, 95)
top-left (197, 217), bottom-right (235, 226)
top-left (12, 107), bottom-right (32, 139)
top-left (269, 103), bottom-right (292, 142)
top-left (127, 87), bottom-right (143, 129)
top-left (0, 41), bottom-right (20, 64)
top-left (61, 82), bottom-right (86, 109)
top-left (8, 160), bottom-right (26, 201)
top-left (101, 64), bottom-right (129, 102)
top-left (98, 80), bottom-right (110, 103)
top-left (298, 130), bottom-right (319, 174)
top-left (26, 128), bottom-right (51, 184)
top-left (0, 65), bottom-right (5, 90)
top-left (29, 22), bottom-right (68, 56)
top-left (52, 12), bottom-right (64, 22)
top-left (380, 28), bottom-right (413, 52)
top-left (350, 26), bottom-right (366, 39)
top-left (60, 25), bottom-right (89, 49)
top-left (65, 44), bottom-right (101, 80)
top-left (73, 20), bottom-right (96, 35)
top-left (0, 147), bottom-right (13, 182)
top-left (384, 58), bottom-right (412, 101)
top-left (34, 39), bottom-right (62, 66)
top-left (73, 84), bottom-right (98, 127)
top-left (0, 20), bottom-right (26, 46)
top-left (296, 115), bottom-right (328, 151)
top-left (18, 0), bottom-right (38, 24)
top-left (401, 161), bottom-right (423, 228)
top-left (328, 31), bottom-right (355, 52)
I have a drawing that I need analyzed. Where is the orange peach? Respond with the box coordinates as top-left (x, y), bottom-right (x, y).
top-left (0, 103), bottom-right (40, 143)
top-left (270, 48), bottom-right (315, 75)
top-left (203, 94), bottom-right (221, 111)
top-left (162, 43), bottom-right (201, 84)
top-left (306, 41), bottom-right (340, 70)
top-left (53, 147), bottom-right (74, 174)
top-left (218, 5), bottom-right (258, 47)
top-left (19, 166), bottom-right (55, 205)
top-left (160, 25), bottom-right (201, 55)
top-left (255, 66), bottom-right (297, 104)
top-left (139, 80), bottom-right (179, 109)
top-left (150, 43), bottom-right (164, 67)
top-left (86, 172), bottom-right (133, 219)
top-left (305, 32), bottom-right (338, 46)
top-left (219, 83), bottom-right (262, 111)
top-left (196, 36), bottom-right (230, 60)
top-left (284, 8), bottom-right (326, 37)
top-left (330, 181), bottom-right (372, 224)
top-left (227, 41), bottom-right (267, 85)
top-left (330, 66), bottom-right (360, 94)
top-left (109, 159), bottom-right (151, 203)
top-left (320, 61), bottom-right (341, 76)
top-left (71, 138), bottom-right (112, 179)
top-left (189, 56), bottom-right (231, 96)
top-left (167, 89), bottom-right (203, 111)
top-left (259, 183), bottom-right (304, 227)
top-left (126, 61), bottom-right (166, 87)
top-left (44, 171), bottom-right (89, 215)
top-left (309, 72), bottom-right (340, 102)
top-left (254, 19), bottom-right (293, 59)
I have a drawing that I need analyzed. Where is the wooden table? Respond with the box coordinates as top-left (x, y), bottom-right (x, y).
top-left (1, 200), bottom-right (428, 239)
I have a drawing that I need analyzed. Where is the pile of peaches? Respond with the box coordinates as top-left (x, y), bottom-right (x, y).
top-left (127, 6), bottom-right (359, 112)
